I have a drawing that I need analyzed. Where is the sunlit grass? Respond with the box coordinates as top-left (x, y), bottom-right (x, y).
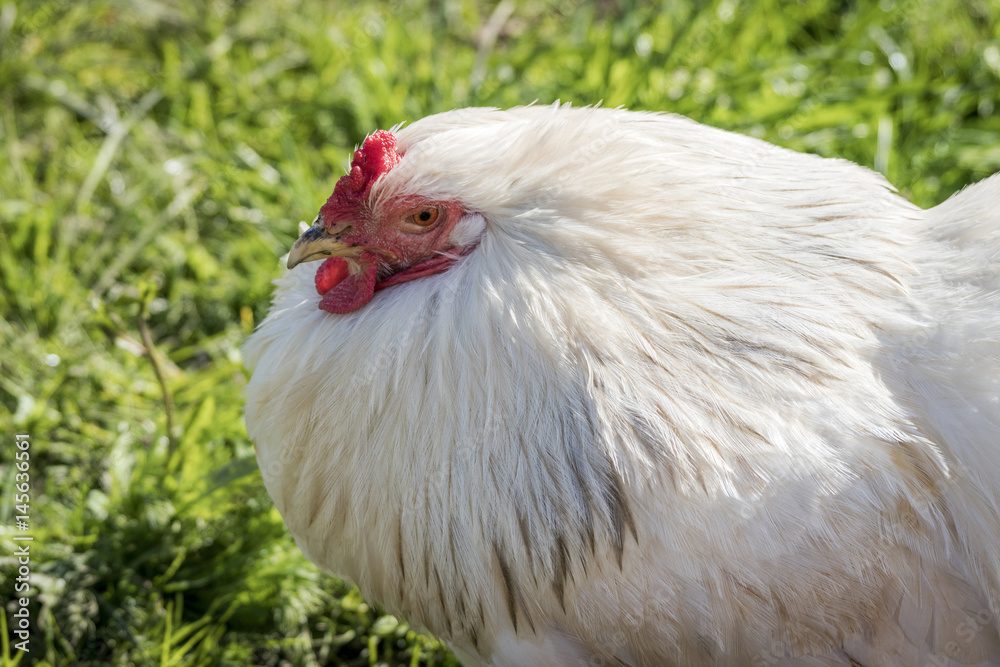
top-left (1, 0), bottom-right (997, 664)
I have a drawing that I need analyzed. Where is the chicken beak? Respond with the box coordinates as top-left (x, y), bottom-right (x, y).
top-left (286, 222), bottom-right (353, 269)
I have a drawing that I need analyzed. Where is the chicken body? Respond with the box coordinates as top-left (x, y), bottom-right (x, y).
top-left (244, 104), bottom-right (1000, 666)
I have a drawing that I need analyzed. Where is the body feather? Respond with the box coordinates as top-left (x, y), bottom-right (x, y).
top-left (244, 104), bottom-right (1000, 665)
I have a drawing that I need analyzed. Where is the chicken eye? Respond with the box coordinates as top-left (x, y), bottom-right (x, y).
top-left (406, 207), bottom-right (440, 227)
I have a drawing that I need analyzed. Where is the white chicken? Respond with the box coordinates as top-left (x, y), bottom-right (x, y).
top-left (243, 104), bottom-right (1000, 666)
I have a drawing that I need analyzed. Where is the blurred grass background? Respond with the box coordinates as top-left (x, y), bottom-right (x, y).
top-left (0, 0), bottom-right (998, 664)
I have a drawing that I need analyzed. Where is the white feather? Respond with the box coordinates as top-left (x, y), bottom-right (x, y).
top-left (245, 104), bottom-right (1000, 666)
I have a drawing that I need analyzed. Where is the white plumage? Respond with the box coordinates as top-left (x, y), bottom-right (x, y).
top-left (244, 104), bottom-right (1000, 666)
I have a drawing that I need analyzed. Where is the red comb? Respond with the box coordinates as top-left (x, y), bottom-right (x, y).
top-left (319, 130), bottom-right (402, 228)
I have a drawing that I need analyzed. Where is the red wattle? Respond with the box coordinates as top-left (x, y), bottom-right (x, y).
top-left (314, 247), bottom-right (476, 314)
top-left (315, 257), bottom-right (350, 295)
top-left (318, 259), bottom-right (379, 314)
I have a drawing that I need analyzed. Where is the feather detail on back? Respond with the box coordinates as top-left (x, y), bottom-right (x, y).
top-left (245, 104), bottom-right (1000, 665)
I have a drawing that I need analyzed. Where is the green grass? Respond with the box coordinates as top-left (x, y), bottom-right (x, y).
top-left (0, 0), bottom-right (998, 664)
